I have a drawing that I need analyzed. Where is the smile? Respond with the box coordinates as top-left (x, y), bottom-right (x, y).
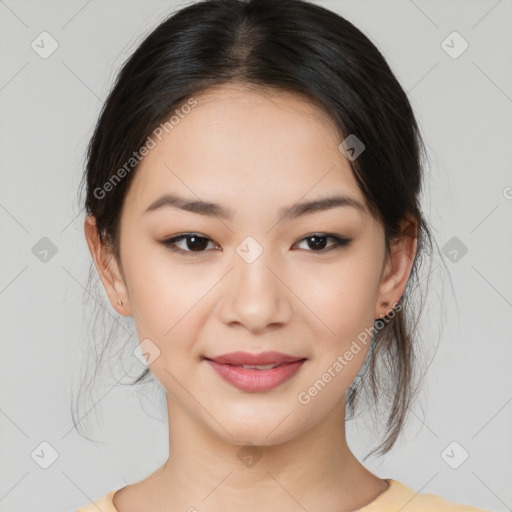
top-left (205, 358), bottom-right (306, 392)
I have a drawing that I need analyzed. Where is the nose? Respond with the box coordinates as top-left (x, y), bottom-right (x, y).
top-left (216, 249), bottom-right (294, 334)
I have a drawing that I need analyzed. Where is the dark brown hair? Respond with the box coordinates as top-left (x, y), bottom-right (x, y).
top-left (76, 0), bottom-right (441, 458)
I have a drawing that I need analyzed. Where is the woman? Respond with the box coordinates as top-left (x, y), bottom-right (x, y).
top-left (75, 0), bottom-right (488, 510)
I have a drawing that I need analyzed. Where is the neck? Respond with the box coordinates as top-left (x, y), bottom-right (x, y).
top-left (137, 394), bottom-right (387, 512)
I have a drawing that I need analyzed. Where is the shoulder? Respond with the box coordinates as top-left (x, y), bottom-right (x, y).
top-left (74, 490), bottom-right (118, 512)
top-left (359, 479), bottom-right (491, 512)
top-left (72, 480), bottom-right (490, 512)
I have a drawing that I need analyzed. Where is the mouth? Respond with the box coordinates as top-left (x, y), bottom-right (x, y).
top-left (204, 350), bottom-right (306, 366)
top-left (211, 362), bottom-right (290, 370)
top-left (203, 351), bottom-right (307, 392)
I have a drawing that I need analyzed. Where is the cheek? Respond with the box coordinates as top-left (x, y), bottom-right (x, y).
top-left (296, 255), bottom-right (381, 336)
top-left (293, 252), bottom-right (382, 386)
top-left (120, 241), bottom-right (187, 340)
top-left (121, 241), bottom-right (217, 373)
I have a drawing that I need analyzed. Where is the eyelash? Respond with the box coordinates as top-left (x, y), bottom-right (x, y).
top-left (161, 232), bottom-right (353, 256)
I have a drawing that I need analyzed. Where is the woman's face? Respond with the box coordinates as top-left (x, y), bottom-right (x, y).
top-left (89, 84), bottom-right (410, 446)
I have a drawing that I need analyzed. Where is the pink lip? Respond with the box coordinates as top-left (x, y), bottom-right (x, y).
top-left (207, 351), bottom-right (304, 365)
top-left (204, 351), bottom-right (306, 392)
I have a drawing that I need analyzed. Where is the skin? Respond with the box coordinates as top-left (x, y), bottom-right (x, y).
top-left (84, 83), bottom-right (417, 512)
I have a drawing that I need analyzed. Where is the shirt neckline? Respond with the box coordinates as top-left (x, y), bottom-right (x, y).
top-left (108, 478), bottom-right (396, 511)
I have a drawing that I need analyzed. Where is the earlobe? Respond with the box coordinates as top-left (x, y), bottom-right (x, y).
top-left (375, 216), bottom-right (418, 319)
top-left (83, 215), bottom-right (132, 316)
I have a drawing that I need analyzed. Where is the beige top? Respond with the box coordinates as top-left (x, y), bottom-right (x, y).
top-left (75, 479), bottom-right (490, 511)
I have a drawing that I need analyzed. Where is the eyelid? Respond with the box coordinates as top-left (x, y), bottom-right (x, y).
top-left (292, 233), bottom-right (353, 252)
top-left (161, 232), bottom-right (352, 255)
top-left (162, 232), bottom-right (219, 256)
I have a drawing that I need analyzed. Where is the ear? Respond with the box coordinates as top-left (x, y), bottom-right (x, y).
top-left (375, 215), bottom-right (418, 319)
top-left (84, 215), bottom-right (132, 316)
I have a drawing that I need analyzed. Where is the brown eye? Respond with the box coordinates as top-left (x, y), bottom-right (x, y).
top-left (294, 233), bottom-right (352, 252)
top-left (163, 233), bottom-right (218, 254)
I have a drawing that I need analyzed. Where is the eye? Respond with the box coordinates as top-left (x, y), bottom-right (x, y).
top-left (293, 233), bottom-right (353, 252)
top-left (162, 232), bottom-right (352, 256)
top-left (162, 233), bottom-right (219, 255)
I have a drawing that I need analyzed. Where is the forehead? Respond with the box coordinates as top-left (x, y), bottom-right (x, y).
top-left (193, 83), bottom-right (340, 133)
top-left (123, 84), bottom-right (366, 220)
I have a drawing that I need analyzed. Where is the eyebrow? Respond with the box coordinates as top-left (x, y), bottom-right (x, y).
top-left (143, 193), bottom-right (365, 220)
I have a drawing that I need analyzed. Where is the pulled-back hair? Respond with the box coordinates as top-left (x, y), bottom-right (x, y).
top-left (77, 0), bottom-right (441, 457)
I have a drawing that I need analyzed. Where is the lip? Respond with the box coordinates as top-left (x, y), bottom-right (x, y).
top-left (206, 351), bottom-right (304, 365)
top-left (204, 351), bottom-right (307, 392)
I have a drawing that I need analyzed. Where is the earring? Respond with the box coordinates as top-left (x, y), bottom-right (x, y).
top-left (379, 300), bottom-right (390, 318)
top-left (118, 299), bottom-right (123, 306)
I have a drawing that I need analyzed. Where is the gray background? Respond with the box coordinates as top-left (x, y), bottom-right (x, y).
top-left (0, 0), bottom-right (511, 511)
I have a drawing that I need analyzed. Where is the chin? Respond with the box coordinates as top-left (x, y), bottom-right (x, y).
top-left (211, 411), bottom-right (307, 448)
